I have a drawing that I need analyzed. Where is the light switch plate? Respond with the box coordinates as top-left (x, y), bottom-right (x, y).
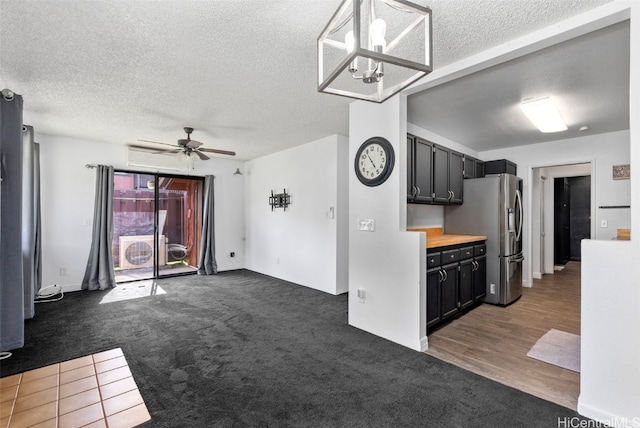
top-left (358, 219), bottom-right (375, 232)
top-left (601, 219), bottom-right (608, 228)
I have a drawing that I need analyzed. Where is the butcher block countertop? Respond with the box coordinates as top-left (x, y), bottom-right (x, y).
top-left (407, 227), bottom-right (487, 249)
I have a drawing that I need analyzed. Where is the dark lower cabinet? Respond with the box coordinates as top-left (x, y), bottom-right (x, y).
top-left (473, 255), bottom-right (487, 301)
top-left (426, 241), bottom-right (487, 332)
top-left (426, 268), bottom-right (441, 329)
top-left (459, 259), bottom-right (474, 310)
top-left (440, 263), bottom-right (459, 320)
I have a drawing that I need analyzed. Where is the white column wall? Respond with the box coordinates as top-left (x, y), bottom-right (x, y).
top-left (348, 95), bottom-right (426, 352)
top-left (578, 1), bottom-right (640, 423)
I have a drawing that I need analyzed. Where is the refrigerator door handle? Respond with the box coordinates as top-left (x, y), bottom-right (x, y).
top-left (509, 254), bottom-right (525, 263)
top-left (515, 189), bottom-right (523, 242)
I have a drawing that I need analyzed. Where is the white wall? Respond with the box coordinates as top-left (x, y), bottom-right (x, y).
top-left (348, 96), bottom-right (427, 352)
top-left (244, 134), bottom-right (348, 295)
top-left (480, 130), bottom-right (630, 287)
top-left (37, 133), bottom-right (245, 291)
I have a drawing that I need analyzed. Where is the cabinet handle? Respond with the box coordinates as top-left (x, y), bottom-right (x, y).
top-left (416, 186), bottom-right (421, 196)
top-left (443, 270), bottom-right (448, 282)
top-left (438, 270), bottom-right (444, 282)
top-left (451, 190), bottom-right (455, 200)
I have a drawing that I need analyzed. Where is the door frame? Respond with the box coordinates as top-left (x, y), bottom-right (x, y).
top-left (530, 161), bottom-right (595, 278)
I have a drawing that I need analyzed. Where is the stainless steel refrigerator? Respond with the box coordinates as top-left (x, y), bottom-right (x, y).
top-left (445, 174), bottom-right (524, 305)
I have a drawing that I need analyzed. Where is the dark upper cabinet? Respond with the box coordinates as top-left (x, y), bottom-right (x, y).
top-left (407, 133), bottom-right (465, 205)
top-left (464, 155), bottom-right (485, 179)
top-left (449, 150), bottom-right (463, 204)
top-left (433, 145), bottom-right (450, 203)
top-left (484, 159), bottom-right (517, 176)
top-left (407, 135), bottom-right (434, 203)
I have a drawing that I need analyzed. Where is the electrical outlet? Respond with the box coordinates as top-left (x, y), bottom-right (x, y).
top-left (60, 267), bottom-right (67, 276)
top-left (357, 288), bottom-right (366, 303)
top-left (490, 283), bottom-right (496, 294)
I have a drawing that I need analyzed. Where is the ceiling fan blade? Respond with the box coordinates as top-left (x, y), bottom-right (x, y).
top-left (187, 139), bottom-right (203, 149)
top-left (198, 147), bottom-right (236, 156)
top-left (194, 150), bottom-right (210, 161)
top-left (137, 139), bottom-right (178, 148)
top-left (128, 145), bottom-right (181, 155)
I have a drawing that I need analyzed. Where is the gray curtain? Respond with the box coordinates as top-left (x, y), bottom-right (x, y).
top-left (0, 91), bottom-right (25, 351)
top-left (82, 165), bottom-right (116, 290)
top-left (197, 175), bottom-right (217, 275)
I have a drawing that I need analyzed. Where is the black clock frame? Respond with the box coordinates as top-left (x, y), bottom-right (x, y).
top-left (354, 136), bottom-right (395, 187)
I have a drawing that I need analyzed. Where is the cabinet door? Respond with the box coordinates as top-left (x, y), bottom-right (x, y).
top-left (449, 150), bottom-right (464, 204)
top-left (414, 138), bottom-right (434, 203)
top-left (407, 135), bottom-right (415, 201)
top-left (463, 156), bottom-right (475, 179)
top-left (440, 263), bottom-right (459, 320)
top-left (433, 145), bottom-right (450, 203)
top-left (459, 259), bottom-right (474, 309)
top-left (474, 159), bottom-right (485, 178)
top-left (426, 268), bottom-right (441, 329)
top-left (473, 256), bottom-right (487, 301)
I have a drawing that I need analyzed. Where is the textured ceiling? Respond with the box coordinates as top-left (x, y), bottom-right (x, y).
top-left (0, 0), bottom-right (616, 160)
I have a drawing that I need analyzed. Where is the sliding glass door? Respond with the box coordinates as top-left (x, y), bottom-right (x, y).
top-left (112, 171), bottom-right (203, 283)
top-left (156, 175), bottom-right (203, 278)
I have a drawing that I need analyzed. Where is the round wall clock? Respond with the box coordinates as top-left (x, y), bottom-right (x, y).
top-left (354, 136), bottom-right (395, 186)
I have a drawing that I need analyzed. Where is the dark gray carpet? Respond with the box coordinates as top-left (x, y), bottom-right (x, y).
top-left (2, 270), bottom-right (584, 427)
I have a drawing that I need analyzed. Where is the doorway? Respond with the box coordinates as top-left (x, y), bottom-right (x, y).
top-left (554, 175), bottom-right (591, 265)
top-left (112, 171), bottom-right (204, 283)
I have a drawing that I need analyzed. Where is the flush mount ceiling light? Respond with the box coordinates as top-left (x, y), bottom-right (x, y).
top-left (317, 0), bottom-right (432, 103)
top-left (520, 97), bottom-right (568, 133)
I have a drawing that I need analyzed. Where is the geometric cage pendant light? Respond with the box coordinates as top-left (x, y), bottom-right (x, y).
top-left (318, 0), bottom-right (432, 103)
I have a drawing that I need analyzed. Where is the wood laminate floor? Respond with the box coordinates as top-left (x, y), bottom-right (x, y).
top-left (425, 262), bottom-right (581, 410)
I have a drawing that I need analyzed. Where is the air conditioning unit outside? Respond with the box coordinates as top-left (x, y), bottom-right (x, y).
top-left (119, 235), bottom-right (167, 270)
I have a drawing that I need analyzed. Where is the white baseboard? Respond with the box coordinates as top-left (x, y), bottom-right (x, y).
top-left (577, 400), bottom-right (634, 428)
top-left (533, 272), bottom-right (542, 279)
top-left (420, 336), bottom-right (429, 352)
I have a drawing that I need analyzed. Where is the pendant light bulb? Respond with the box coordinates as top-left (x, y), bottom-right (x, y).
top-left (370, 18), bottom-right (386, 50)
top-left (345, 30), bottom-right (355, 53)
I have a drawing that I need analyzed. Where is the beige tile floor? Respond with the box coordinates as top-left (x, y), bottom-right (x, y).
top-left (0, 348), bottom-right (150, 428)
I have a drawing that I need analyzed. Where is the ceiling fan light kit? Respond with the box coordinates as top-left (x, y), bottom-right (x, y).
top-left (317, 0), bottom-right (432, 103)
top-left (520, 97), bottom-right (568, 133)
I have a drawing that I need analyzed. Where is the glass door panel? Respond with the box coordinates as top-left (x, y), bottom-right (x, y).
top-left (113, 172), bottom-right (157, 283)
top-left (157, 175), bottom-right (203, 277)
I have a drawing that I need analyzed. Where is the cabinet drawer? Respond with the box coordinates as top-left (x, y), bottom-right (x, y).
top-left (441, 249), bottom-right (460, 263)
top-left (459, 246), bottom-right (474, 260)
top-left (426, 252), bottom-right (441, 269)
top-left (474, 244), bottom-right (486, 256)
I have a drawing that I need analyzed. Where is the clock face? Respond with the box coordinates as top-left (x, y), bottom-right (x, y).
top-left (354, 137), bottom-right (395, 186)
top-left (358, 143), bottom-right (387, 180)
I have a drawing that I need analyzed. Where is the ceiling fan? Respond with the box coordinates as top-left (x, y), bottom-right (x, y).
top-left (130, 127), bottom-right (236, 160)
